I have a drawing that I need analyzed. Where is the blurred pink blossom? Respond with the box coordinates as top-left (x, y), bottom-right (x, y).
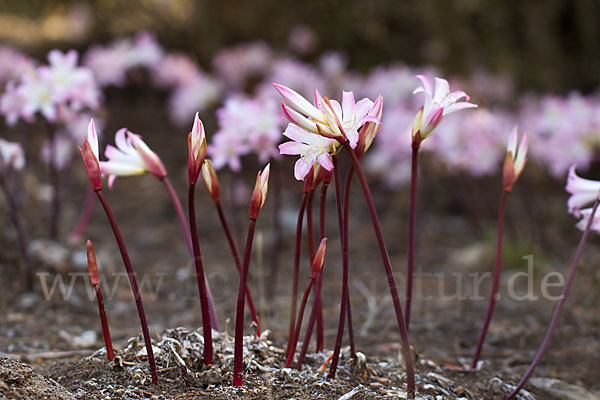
top-left (41, 134), bottom-right (73, 170)
top-left (429, 109), bottom-right (513, 176)
top-left (208, 95), bottom-right (284, 171)
top-left (213, 42), bottom-right (273, 90)
top-left (0, 46), bottom-right (34, 84)
top-left (152, 53), bottom-right (199, 87)
top-left (520, 93), bottom-right (600, 177)
top-left (0, 138), bottom-right (25, 172)
top-left (168, 74), bottom-right (222, 126)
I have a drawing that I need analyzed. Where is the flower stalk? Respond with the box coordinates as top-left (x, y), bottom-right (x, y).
top-left (80, 119), bottom-right (157, 383)
top-left (203, 157), bottom-right (260, 335)
top-left (472, 127), bottom-right (527, 368)
top-left (339, 140), bottom-right (415, 398)
top-left (233, 164), bottom-right (269, 386)
top-left (405, 139), bottom-right (420, 329)
top-left (86, 240), bottom-right (114, 361)
top-left (285, 238), bottom-right (327, 368)
top-left (188, 182), bottom-right (214, 365)
top-left (505, 199), bottom-right (599, 399)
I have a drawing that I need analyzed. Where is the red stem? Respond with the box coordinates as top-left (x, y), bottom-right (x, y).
top-left (296, 183), bottom-right (329, 368)
top-left (286, 192), bottom-right (308, 355)
top-left (188, 183), bottom-right (213, 365)
top-left (472, 191), bottom-right (508, 368)
top-left (316, 182), bottom-right (327, 352)
top-left (215, 200), bottom-right (261, 336)
top-left (0, 174), bottom-right (32, 289)
top-left (163, 177), bottom-right (219, 331)
top-left (94, 284), bottom-right (114, 360)
top-left (233, 218), bottom-right (257, 386)
top-left (286, 277), bottom-right (315, 367)
top-left (328, 165), bottom-right (357, 378)
top-left (341, 142), bottom-right (415, 398)
top-left (96, 190), bottom-right (157, 384)
top-left (505, 199), bottom-right (600, 399)
top-left (406, 145), bottom-right (419, 330)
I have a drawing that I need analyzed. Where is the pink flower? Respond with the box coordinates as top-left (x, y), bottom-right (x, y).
top-left (502, 126), bottom-right (528, 192)
top-left (0, 138), bottom-right (25, 172)
top-left (167, 73), bottom-right (222, 125)
top-left (188, 112), bottom-right (207, 184)
top-left (412, 75), bottom-right (477, 140)
top-left (274, 83), bottom-right (379, 148)
top-left (207, 130), bottom-right (249, 172)
top-left (209, 96), bottom-right (284, 168)
top-left (249, 163), bottom-right (270, 220)
top-left (84, 41), bottom-right (130, 87)
top-left (79, 119), bottom-right (102, 191)
top-left (566, 165), bottom-right (600, 217)
top-left (279, 124), bottom-right (335, 181)
top-left (100, 128), bottom-right (167, 188)
top-left (152, 53), bottom-right (199, 87)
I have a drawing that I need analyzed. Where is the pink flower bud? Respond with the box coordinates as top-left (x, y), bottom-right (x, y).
top-left (249, 163), bottom-right (270, 220)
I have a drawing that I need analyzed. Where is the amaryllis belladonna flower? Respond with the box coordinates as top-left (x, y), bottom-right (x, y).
top-left (249, 163), bottom-right (270, 220)
top-left (502, 126), bottom-right (528, 192)
top-left (273, 83), bottom-right (379, 148)
top-left (100, 128), bottom-right (167, 188)
top-left (279, 124), bottom-right (335, 181)
top-left (188, 112), bottom-right (207, 184)
top-left (566, 165), bottom-right (600, 217)
top-left (411, 75), bottom-right (477, 142)
top-left (79, 119), bottom-right (102, 191)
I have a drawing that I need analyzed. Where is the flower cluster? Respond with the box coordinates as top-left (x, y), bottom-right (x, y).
top-left (208, 96), bottom-right (284, 171)
top-left (1, 49), bottom-right (100, 125)
top-left (521, 93), bottom-right (600, 178)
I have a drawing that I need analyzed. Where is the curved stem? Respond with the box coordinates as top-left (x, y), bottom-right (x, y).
top-left (342, 142), bottom-right (415, 398)
top-left (505, 199), bottom-right (600, 400)
top-left (406, 146), bottom-right (419, 330)
top-left (96, 190), bottom-right (157, 384)
top-left (472, 191), bottom-right (508, 368)
top-left (70, 186), bottom-right (96, 242)
top-left (163, 177), bottom-right (219, 331)
top-left (215, 200), bottom-right (260, 335)
top-left (286, 192), bottom-right (308, 355)
top-left (188, 183), bottom-right (213, 365)
top-left (233, 218), bottom-right (257, 386)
